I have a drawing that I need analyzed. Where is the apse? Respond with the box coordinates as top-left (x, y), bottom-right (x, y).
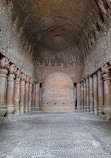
top-left (42, 72), bottom-right (75, 112)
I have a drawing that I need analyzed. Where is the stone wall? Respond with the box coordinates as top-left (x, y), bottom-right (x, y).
top-left (0, 2), bottom-right (35, 80)
top-left (84, 20), bottom-right (111, 78)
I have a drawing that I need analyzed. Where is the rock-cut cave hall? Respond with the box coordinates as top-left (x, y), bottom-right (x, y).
top-left (1, 0), bottom-right (111, 158)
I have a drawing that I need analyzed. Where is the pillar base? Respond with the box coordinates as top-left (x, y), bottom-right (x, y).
top-left (24, 107), bottom-right (28, 113)
top-left (102, 106), bottom-right (111, 121)
top-left (15, 110), bottom-right (20, 116)
top-left (0, 105), bottom-right (7, 117)
top-left (20, 106), bottom-right (24, 115)
top-left (7, 105), bottom-right (15, 114)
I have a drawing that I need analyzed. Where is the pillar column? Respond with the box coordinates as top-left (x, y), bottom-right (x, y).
top-left (7, 64), bottom-right (15, 115)
top-left (77, 83), bottom-right (81, 110)
top-left (20, 74), bottom-right (26, 115)
top-left (102, 64), bottom-right (111, 120)
top-left (86, 77), bottom-right (90, 112)
top-left (83, 79), bottom-right (87, 111)
top-left (97, 70), bottom-right (104, 115)
top-left (25, 76), bottom-right (29, 113)
top-left (14, 70), bottom-right (21, 115)
top-left (29, 79), bottom-right (33, 112)
top-left (35, 83), bottom-right (40, 110)
top-left (80, 82), bottom-right (84, 110)
top-left (89, 75), bottom-right (94, 113)
top-left (0, 57), bottom-right (9, 117)
top-left (93, 73), bottom-right (98, 115)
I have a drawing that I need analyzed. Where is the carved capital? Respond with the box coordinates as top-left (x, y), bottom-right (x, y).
top-left (15, 77), bottom-right (21, 84)
top-left (9, 64), bottom-right (16, 74)
top-left (0, 68), bottom-right (8, 77)
top-left (29, 78), bottom-right (33, 84)
top-left (26, 76), bottom-right (30, 83)
top-left (0, 57), bottom-right (10, 69)
top-left (8, 73), bottom-right (15, 81)
top-left (101, 64), bottom-right (110, 75)
top-left (103, 73), bottom-right (111, 81)
top-left (16, 69), bottom-right (21, 78)
top-left (21, 73), bottom-right (26, 81)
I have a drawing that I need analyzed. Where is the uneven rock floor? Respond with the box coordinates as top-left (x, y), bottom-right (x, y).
top-left (0, 111), bottom-right (111, 158)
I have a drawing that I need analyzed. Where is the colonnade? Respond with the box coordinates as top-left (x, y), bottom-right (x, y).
top-left (0, 55), bottom-right (40, 118)
top-left (77, 62), bottom-right (111, 120)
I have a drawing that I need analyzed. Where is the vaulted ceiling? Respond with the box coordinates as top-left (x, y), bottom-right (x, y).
top-left (7, 0), bottom-right (111, 66)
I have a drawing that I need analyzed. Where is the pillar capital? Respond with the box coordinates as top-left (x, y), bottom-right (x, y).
top-left (0, 56), bottom-right (10, 69)
top-left (26, 76), bottom-right (30, 83)
top-left (9, 64), bottom-right (16, 74)
top-left (21, 73), bottom-right (26, 81)
top-left (101, 64), bottom-right (110, 75)
top-left (0, 68), bottom-right (8, 77)
top-left (29, 78), bottom-right (33, 84)
top-left (15, 70), bottom-right (21, 84)
top-left (103, 73), bottom-right (111, 81)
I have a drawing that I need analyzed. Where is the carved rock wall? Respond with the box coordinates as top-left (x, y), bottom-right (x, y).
top-left (0, 3), bottom-right (35, 80)
top-left (84, 20), bottom-right (111, 78)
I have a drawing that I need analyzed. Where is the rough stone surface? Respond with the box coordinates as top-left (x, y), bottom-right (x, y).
top-left (1, 112), bottom-right (111, 158)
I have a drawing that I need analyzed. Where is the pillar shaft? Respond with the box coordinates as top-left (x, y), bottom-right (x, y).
top-left (103, 73), bottom-right (111, 120)
top-left (93, 73), bottom-right (98, 115)
top-left (103, 74), bottom-right (111, 106)
top-left (35, 83), bottom-right (40, 110)
top-left (7, 71), bottom-right (15, 115)
top-left (0, 68), bottom-right (8, 117)
top-left (83, 80), bottom-right (87, 111)
top-left (32, 83), bottom-right (36, 111)
top-left (77, 83), bottom-right (81, 110)
top-left (25, 77), bottom-right (29, 113)
top-left (20, 78), bottom-right (25, 115)
top-left (89, 76), bottom-right (94, 113)
top-left (80, 82), bottom-right (84, 110)
top-left (14, 76), bottom-right (20, 115)
top-left (86, 78), bottom-right (90, 112)
top-left (29, 79), bottom-right (33, 112)
top-left (97, 70), bottom-right (104, 115)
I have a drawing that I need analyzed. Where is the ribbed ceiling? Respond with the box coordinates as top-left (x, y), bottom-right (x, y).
top-left (6, 0), bottom-right (111, 66)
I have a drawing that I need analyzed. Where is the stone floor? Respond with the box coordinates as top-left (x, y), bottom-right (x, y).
top-left (0, 111), bottom-right (111, 158)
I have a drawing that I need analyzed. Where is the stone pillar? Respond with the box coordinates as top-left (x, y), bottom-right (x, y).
top-left (80, 82), bottom-right (84, 110)
top-left (35, 83), bottom-right (40, 110)
top-left (25, 76), bottom-right (29, 113)
top-left (97, 70), bottom-right (104, 115)
top-left (7, 64), bottom-right (15, 115)
top-left (102, 64), bottom-right (111, 120)
top-left (93, 73), bottom-right (98, 115)
top-left (83, 80), bottom-right (87, 111)
top-left (89, 75), bottom-right (94, 113)
top-left (14, 70), bottom-right (21, 115)
top-left (20, 74), bottom-right (26, 115)
top-left (77, 83), bottom-right (81, 110)
top-left (86, 77), bottom-right (90, 112)
top-left (0, 57), bottom-right (9, 117)
top-left (29, 79), bottom-right (33, 112)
